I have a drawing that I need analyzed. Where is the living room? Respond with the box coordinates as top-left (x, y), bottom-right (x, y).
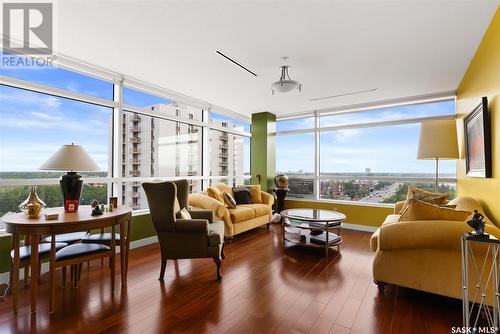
top-left (0, 1), bottom-right (499, 333)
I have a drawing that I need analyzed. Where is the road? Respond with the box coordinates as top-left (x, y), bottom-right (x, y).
top-left (361, 182), bottom-right (401, 203)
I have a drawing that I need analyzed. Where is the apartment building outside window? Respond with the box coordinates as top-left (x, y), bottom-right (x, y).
top-left (0, 62), bottom-right (251, 224)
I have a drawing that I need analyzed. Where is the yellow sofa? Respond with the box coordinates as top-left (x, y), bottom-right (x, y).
top-left (370, 196), bottom-right (500, 301)
top-left (189, 184), bottom-right (274, 238)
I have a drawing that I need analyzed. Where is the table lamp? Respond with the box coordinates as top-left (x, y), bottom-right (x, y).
top-left (40, 144), bottom-right (100, 212)
top-left (417, 119), bottom-right (459, 192)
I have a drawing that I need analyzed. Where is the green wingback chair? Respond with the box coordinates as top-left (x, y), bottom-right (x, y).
top-left (142, 179), bottom-right (225, 281)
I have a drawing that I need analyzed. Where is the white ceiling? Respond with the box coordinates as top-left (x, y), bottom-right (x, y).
top-left (57, 1), bottom-right (499, 117)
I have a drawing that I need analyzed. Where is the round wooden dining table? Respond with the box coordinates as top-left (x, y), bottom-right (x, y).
top-left (2, 205), bottom-right (132, 313)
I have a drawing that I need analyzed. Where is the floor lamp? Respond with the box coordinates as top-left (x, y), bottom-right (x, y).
top-left (417, 119), bottom-right (459, 192)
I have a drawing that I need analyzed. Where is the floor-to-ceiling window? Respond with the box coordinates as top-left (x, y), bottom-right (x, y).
top-left (0, 61), bottom-right (251, 227)
top-left (276, 99), bottom-right (456, 204)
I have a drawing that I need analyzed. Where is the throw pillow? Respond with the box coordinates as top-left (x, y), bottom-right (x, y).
top-left (399, 198), bottom-right (471, 222)
top-left (223, 192), bottom-right (237, 208)
top-left (247, 184), bottom-right (262, 204)
top-left (207, 187), bottom-right (225, 204)
top-left (178, 207), bottom-right (192, 220)
top-left (215, 183), bottom-right (234, 197)
top-left (232, 187), bottom-right (252, 205)
top-left (398, 186), bottom-right (449, 214)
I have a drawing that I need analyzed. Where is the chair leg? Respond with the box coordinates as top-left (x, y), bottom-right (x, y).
top-left (62, 266), bottom-right (66, 287)
top-left (266, 223), bottom-right (270, 230)
top-left (74, 264), bottom-right (82, 288)
top-left (213, 257), bottom-right (222, 281)
top-left (24, 266), bottom-right (29, 287)
top-left (221, 244), bottom-right (225, 260)
top-left (374, 280), bottom-right (386, 292)
top-left (159, 259), bottom-right (167, 281)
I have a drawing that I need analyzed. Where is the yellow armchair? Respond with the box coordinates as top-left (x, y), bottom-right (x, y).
top-left (371, 196), bottom-right (500, 302)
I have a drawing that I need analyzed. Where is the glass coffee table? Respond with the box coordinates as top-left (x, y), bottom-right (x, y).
top-left (281, 208), bottom-right (346, 256)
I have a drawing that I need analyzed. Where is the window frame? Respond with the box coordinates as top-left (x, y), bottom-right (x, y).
top-left (276, 97), bottom-right (457, 207)
top-left (0, 59), bottom-right (251, 223)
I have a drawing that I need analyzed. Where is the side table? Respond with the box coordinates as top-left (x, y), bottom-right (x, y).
top-left (461, 233), bottom-right (500, 331)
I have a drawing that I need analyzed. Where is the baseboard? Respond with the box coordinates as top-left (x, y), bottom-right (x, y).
top-left (129, 236), bottom-right (158, 249)
top-left (0, 235), bottom-right (160, 285)
top-left (342, 223), bottom-right (378, 233)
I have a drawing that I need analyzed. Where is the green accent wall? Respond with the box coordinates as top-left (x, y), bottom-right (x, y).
top-left (251, 112), bottom-right (276, 192)
top-left (0, 213), bottom-right (157, 275)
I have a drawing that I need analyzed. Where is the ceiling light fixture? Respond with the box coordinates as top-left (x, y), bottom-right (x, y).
top-left (272, 57), bottom-right (302, 95)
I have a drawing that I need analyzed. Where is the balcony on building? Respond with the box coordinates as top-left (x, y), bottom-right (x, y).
top-left (129, 170), bottom-right (141, 176)
top-left (129, 202), bottom-right (141, 210)
top-left (130, 159), bottom-right (141, 165)
top-left (131, 114), bottom-right (141, 122)
top-left (129, 191), bottom-right (140, 198)
top-left (130, 126), bottom-right (141, 132)
top-left (130, 137), bottom-right (141, 143)
top-left (129, 147), bottom-right (141, 154)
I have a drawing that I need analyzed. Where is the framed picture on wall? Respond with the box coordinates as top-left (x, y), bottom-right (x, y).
top-left (463, 96), bottom-right (492, 178)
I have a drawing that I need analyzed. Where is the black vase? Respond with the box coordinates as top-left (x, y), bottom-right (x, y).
top-left (60, 172), bottom-right (83, 212)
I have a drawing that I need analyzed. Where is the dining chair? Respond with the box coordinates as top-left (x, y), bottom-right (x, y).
top-left (9, 239), bottom-right (68, 288)
top-left (142, 179), bottom-right (225, 281)
top-left (47, 230), bottom-right (117, 313)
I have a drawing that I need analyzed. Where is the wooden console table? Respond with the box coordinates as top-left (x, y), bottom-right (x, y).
top-left (2, 205), bottom-right (132, 313)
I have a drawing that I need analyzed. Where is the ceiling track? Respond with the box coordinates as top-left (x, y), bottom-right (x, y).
top-left (309, 88), bottom-right (378, 101)
top-left (215, 50), bottom-right (258, 77)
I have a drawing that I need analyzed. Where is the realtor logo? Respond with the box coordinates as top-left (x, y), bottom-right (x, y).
top-left (2, 2), bottom-right (53, 55)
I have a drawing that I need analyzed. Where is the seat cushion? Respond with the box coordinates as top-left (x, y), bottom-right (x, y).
top-left (43, 232), bottom-right (88, 244)
top-left (239, 204), bottom-right (271, 217)
top-left (56, 243), bottom-right (110, 261)
top-left (81, 233), bottom-right (121, 243)
top-left (208, 221), bottom-right (224, 246)
top-left (11, 242), bottom-right (68, 261)
top-left (228, 206), bottom-right (256, 223)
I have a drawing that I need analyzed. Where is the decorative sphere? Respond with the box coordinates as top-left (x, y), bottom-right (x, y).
top-left (274, 174), bottom-right (289, 189)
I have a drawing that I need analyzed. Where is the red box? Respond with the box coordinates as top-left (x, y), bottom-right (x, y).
top-left (65, 200), bottom-right (79, 213)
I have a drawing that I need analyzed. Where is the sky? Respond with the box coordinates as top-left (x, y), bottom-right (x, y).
top-left (0, 65), bottom-right (455, 177)
top-left (0, 65), bottom-right (251, 174)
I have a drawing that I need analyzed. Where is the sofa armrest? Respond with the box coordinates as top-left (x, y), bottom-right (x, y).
top-left (189, 193), bottom-right (229, 220)
top-left (175, 219), bottom-right (208, 233)
top-left (189, 209), bottom-right (214, 223)
top-left (394, 201), bottom-right (406, 214)
top-left (378, 220), bottom-right (500, 252)
top-left (370, 228), bottom-right (380, 252)
top-left (261, 191), bottom-right (274, 206)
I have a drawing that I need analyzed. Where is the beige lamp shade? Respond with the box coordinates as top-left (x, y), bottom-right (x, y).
top-left (417, 120), bottom-right (459, 160)
top-left (40, 144), bottom-right (100, 171)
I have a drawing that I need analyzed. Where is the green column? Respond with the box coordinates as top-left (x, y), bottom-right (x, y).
top-left (251, 112), bottom-right (276, 192)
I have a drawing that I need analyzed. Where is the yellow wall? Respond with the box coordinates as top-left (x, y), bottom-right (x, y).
top-left (285, 200), bottom-right (393, 228)
top-left (456, 7), bottom-right (500, 225)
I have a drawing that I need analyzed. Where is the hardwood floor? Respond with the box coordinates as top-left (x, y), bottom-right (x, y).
top-left (0, 225), bottom-right (463, 333)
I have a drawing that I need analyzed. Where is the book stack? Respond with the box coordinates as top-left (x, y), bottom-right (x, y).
top-left (310, 232), bottom-right (342, 246)
top-left (309, 221), bottom-right (342, 229)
